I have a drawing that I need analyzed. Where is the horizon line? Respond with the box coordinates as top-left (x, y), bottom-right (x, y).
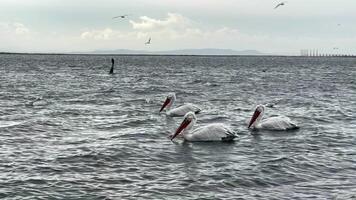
top-left (0, 51), bottom-right (296, 57)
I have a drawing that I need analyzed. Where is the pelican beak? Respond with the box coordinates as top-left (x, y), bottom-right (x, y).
top-left (159, 98), bottom-right (171, 112)
top-left (248, 109), bottom-right (261, 128)
top-left (171, 118), bottom-right (191, 140)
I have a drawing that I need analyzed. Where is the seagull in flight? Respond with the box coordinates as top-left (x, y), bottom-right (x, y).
top-left (274, 1), bottom-right (287, 9)
top-left (145, 37), bottom-right (151, 45)
top-left (112, 14), bottom-right (129, 19)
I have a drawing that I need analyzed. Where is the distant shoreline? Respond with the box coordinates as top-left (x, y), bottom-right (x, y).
top-left (0, 52), bottom-right (276, 57)
top-left (1, 52), bottom-right (355, 57)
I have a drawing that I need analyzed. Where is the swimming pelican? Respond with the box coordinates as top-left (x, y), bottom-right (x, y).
top-left (170, 112), bottom-right (237, 142)
top-left (159, 93), bottom-right (201, 117)
top-left (248, 105), bottom-right (299, 131)
top-left (274, 1), bottom-right (287, 9)
top-left (145, 37), bottom-right (151, 45)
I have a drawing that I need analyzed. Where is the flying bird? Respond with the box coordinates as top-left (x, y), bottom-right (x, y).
top-left (145, 37), bottom-right (151, 45)
top-left (112, 14), bottom-right (129, 19)
top-left (274, 1), bottom-right (287, 9)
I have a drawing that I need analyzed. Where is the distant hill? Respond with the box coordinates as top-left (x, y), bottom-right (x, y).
top-left (73, 48), bottom-right (265, 55)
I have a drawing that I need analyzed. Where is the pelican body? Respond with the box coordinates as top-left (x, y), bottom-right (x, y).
top-left (248, 105), bottom-right (299, 131)
top-left (170, 112), bottom-right (237, 142)
top-left (159, 93), bottom-right (201, 117)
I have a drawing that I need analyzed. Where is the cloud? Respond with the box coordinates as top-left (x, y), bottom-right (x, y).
top-left (77, 13), bottom-right (246, 50)
top-left (0, 22), bottom-right (30, 35)
top-left (0, 22), bottom-right (35, 52)
top-left (128, 14), bottom-right (241, 40)
top-left (130, 13), bottom-right (191, 31)
top-left (2, 13), bottom-right (356, 55)
top-left (13, 23), bottom-right (30, 35)
top-left (80, 13), bottom-right (198, 41)
top-left (80, 28), bottom-right (118, 40)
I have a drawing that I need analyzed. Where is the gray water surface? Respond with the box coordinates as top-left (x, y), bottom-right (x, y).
top-left (1, 54), bottom-right (356, 199)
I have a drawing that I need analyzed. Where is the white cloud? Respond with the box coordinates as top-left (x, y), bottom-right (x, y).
top-left (127, 14), bottom-right (242, 40)
top-left (80, 13), bottom-right (198, 41)
top-left (0, 22), bottom-right (30, 36)
top-left (130, 13), bottom-right (191, 31)
top-left (13, 23), bottom-right (30, 35)
top-left (2, 13), bottom-right (356, 54)
top-left (0, 22), bottom-right (34, 52)
top-left (0, 22), bottom-right (30, 35)
top-left (81, 28), bottom-right (117, 40)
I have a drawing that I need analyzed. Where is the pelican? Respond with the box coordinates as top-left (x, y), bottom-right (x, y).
top-left (112, 14), bottom-right (129, 19)
top-left (274, 1), bottom-right (287, 9)
top-left (159, 93), bottom-right (201, 117)
top-left (248, 105), bottom-right (299, 131)
top-left (170, 112), bottom-right (237, 142)
top-left (145, 37), bottom-right (151, 45)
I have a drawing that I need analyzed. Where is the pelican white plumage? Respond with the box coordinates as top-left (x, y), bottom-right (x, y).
top-left (170, 112), bottom-right (237, 142)
top-left (159, 93), bottom-right (201, 117)
top-left (248, 105), bottom-right (299, 131)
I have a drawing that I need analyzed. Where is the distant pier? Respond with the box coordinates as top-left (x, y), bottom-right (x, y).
top-left (300, 49), bottom-right (355, 57)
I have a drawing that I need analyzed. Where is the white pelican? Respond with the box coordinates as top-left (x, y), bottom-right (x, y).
top-left (248, 105), bottom-right (299, 131)
top-left (159, 93), bottom-right (201, 117)
top-left (170, 112), bottom-right (237, 142)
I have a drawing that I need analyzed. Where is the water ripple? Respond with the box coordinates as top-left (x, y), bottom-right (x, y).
top-left (1, 55), bottom-right (355, 199)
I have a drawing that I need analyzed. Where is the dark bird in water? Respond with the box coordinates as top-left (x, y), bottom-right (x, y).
top-left (109, 58), bottom-right (114, 74)
top-left (145, 37), bottom-right (151, 45)
top-left (274, 1), bottom-right (287, 9)
top-left (112, 14), bottom-right (129, 19)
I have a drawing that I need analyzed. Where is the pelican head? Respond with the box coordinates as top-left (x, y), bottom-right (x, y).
top-left (248, 105), bottom-right (265, 128)
top-left (159, 93), bottom-right (176, 112)
top-left (171, 111), bottom-right (196, 140)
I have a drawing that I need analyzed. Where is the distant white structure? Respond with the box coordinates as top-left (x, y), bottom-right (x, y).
top-left (300, 49), bottom-right (354, 57)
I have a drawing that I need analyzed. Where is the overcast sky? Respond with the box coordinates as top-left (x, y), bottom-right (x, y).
top-left (1, 0), bottom-right (355, 54)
